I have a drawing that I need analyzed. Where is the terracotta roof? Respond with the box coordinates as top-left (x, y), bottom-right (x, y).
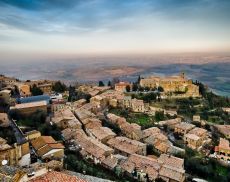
top-left (159, 165), bottom-right (185, 182)
top-left (11, 101), bottom-right (47, 109)
top-left (107, 137), bottom-right (146, 155)
top-left (158, 154), bottom-right (184, 169)
top-left (218, 138), bottom-right (230, 150)
top-left (31, 136), bottom-right (64, 157)
top-left (158, 118), bottom-right (181, 126)
top-left (29, 171), bottom-right (87, 182)
top-left (142, 127), bottom-right (161, 139)
top-left (76, 135), bottom-right (113, 160)
top-left (115, 82), bottom-right (131, 87)
top-left (61, 128), bottom-right (86, 141)
top-left (184, 133), bottom-right (200, 141)
top-left (101, 155), bottom-right (118, 169)
top-left (215, 125), bottom-right (230, 137)
top-left (175, 122), bottom-right (195, 131)
top-left (120, 154), bottom-right (161, 180)
top-left (158, 154), bottom-right (185, 182)
top-left (88, 127), bottom-right (116, 141)
top-left (188, 127), bottom-right (207, 137)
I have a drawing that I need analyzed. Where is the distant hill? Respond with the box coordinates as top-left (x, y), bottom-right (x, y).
top-left (0, 54), bottom-right (229, 96)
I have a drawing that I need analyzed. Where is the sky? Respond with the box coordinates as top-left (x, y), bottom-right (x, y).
top-left (0, 0), bottom-right (230, 60)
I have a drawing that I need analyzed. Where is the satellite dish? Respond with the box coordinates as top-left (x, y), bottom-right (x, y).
top-left (2, 160), bottom-right (8, 166)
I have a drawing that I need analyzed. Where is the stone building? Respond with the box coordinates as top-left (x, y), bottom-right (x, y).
top-left (115, 82), bottom-right (132, 92)
top-left (140, 73), bottom-right (200, 97)
top-left (31, 136), bottom-right (65, 162)
top-left (10, 101), bottom-right (48, 117)
top-left (107, 136), bottom-right (146, 157)
top-left (214, 138), bottom-right (230, 162)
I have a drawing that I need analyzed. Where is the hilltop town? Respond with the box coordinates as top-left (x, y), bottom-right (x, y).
top-left (0, 73), bottom-right (229, 182)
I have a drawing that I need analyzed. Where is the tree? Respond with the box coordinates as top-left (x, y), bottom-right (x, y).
top-left (126, 85), bottom-right (131, 92)
top-left (52, 81), bottom-right (67, 93)
top-left (137, 75), bottom-right (141, 83)
top-left (155, 111), bottom-right (165, 121)
top-left (98, 81), bottom-right (105, 87)
top-left (132, 83), bottom-right (138, 91)
top-left (30, 84), bottom-right (43, 96)
top-left (107, 80), bottom-right (111, 87)
top-left (111, 77), bottom-right (120, 88)
top-left (158, 86), bottom-right (164, 92)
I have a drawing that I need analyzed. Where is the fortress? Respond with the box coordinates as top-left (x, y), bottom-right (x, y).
top-left (140, 73), bottom-right (200, 97)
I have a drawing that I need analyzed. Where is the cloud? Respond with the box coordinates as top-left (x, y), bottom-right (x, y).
top-left (0, 0), bottom-right (229, 56)
top-left (0, 0), bottom-right (229, 34)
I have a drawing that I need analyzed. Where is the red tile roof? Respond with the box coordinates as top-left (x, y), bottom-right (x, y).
top-left (30, 171), bottom-right (87, 182)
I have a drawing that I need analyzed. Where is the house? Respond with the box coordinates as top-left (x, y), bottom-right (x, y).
top-left (52, 109), bottom-right (82, 129)
top-left (10, 101), bottom-right (48, 117)
top-left (0, 113), bottom-right (10, 127)
top-left (222, 107), bottom-right (230, 114)
top-left (74, 108), bottom-right (95, 121)
top-left (158, 118), bottom-right (182, 130)
top-left (0, 89), bottom-right (11, 104)
top-left (183, 127), bottom-right (209, 150)
top-left (120, 96), bottom-right (132, 108)
top-left (174, 122), bottom-right (195, 135)
top-left (106, 113), bottom-right (142, 140)
top-left (75, 135), bottom-right (114, 164)
top-left (107, 136), bottom-right (146, 157)
top-left (184, 134), bottom-right (202, 150)
top-left (157, 154), bottom-right (185, 182)
top-left (193, 115), bottom-right (201, 123)
top-left (17, 84), bottom-right (31, 97)
top-left (120, 154), bottom-right (161, 181)
top-left (72, 99), bottom-right (87, 109)
top-left (142, 127), bottom-right (171, 153)
top-left (37, 83), bottom-right (52, 94)
top-left (0, 139), bottom-right (30, 167)
top-left (109, 99), bottom-right (118, 108)
top-left (214, 125), bottom-right (230, 139)
top-left (115, 82), bottom-right (132, 92)
top-left (82, 117), bottom-right (102, 129)
top-left (188, 127), bottom-right (208, 140)
top-left (90, 95), bottom-right (108, 109)
top-left (86, 127), bottom-right (116, 143)
top-left (101, 154), bottom-right (126, 170)
top-left (31, 136), bottom-right (65, 162)
top-left (214, 138), bottom-right (230, 162)
top-left (61, 128), bottom-right (86, 141)
top-left (140, 73), bottom-right (199, 98)
top-left (29, 171), bottom-right (87, 182)
top-left (120, 122), bottom-right (143, 141)
top-left (131, 99), bottom-right (145, 113)
top-left (0, 165), bottom-right (27, 182)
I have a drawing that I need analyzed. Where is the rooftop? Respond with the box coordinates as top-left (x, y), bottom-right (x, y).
top-left (175, 122), bottom-right (195, 131)
top-left (218, 138), bottom-right (230, 150)
top-left (31, 136), bottom-right (64, 157)
top-left (11, 101), bottom-right (47, 110)
top-left (184, 133), bottom-right (200, 141)
top-left (29, 171), bottom-right (86, 182)
top-left (120, 154), bottom-right (161, 180)
top-left (107, 136), bottom-right (146, 155)
top-left (88, 127), bottom-right (116, 141)
top-left (188, 127), bottom-right (207, 137)
top-left (17, 95), bottom-right (50, 104)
